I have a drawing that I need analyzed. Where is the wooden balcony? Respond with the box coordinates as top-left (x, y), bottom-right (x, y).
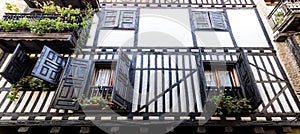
top-left (0, 13), bottom-right (83, 54)
top-left (268, 0), bottom-right (300, 41)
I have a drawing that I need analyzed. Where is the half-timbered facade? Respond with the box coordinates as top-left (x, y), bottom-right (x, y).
top-left (0, 0), bottom-right (299, 133)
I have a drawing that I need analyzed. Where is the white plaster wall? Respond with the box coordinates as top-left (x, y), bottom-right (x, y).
top-left (138, 9), bottom-right (194, 47)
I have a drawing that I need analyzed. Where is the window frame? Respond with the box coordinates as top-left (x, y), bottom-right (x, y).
top-left (191, 11), bottom-right (227, 31)
top-left (203, 61), bottom-right (240, 88)
top-left (101, 9), bottom-right (137, 30)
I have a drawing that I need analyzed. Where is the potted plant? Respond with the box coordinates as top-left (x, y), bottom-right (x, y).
top-left (79, 95), bottom-right (108, 110)
top-left (209, 95), bottom-right (253, 116)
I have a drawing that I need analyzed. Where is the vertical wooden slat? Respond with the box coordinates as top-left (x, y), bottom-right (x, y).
top-left (24, 91), bottom-right (40, 113)
top-left (15, 91), bottom-right (32, 113)
top-left (42, 91), bottom-right (55, 113)
top-left (6, 91), bottom-right (24, 112)
top-left (33, 91), bottom-right (47, 113)
top-left (164, 55), bottom-right (170, 112)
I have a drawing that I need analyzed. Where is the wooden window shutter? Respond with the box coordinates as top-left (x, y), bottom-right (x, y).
top-left (119, 10), bottom-right (136, 29)
top-left (112, 51), bottom-right (132, 110)
top-left (51, 58), bottom-right (92, 110)
top-left (236, 50), bottom-right (262, 110)
top-left (192, 11), bottom-right (212, 30)
top-left (0, 44), bottom-right (32, 84)
top-left (209, 12), bottom-right (227, 30)
top-left (102, 10), bottom-right (120, 28)
top-left (31, 46), bottom-right (66, 84)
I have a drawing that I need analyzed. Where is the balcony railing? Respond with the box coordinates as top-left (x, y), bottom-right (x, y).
top-left (268, 0), bottom-right (300, 41)
top-left (0, 13), bottom-right (84, 53)
top-left (206, 87), bottom-right (243, 98)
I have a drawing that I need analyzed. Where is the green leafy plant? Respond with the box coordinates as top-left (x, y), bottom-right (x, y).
top-left (7, 76), bottom-right (56, 101)
top-left (210, 95), bottom-right (252, 116)
top-left (5, 2), bottom-right (19, 13)
top-left (1, 2), bottom-right (94, 36)
top-left (0, 19), bottom-right (19, 32)
top-left (274, 11), bottom-right (284, 25)
top-left (79, 95), bottom-right (107, 110)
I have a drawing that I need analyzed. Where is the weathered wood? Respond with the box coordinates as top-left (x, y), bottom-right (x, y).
top-left (0, 32), bottom-right (77, 53)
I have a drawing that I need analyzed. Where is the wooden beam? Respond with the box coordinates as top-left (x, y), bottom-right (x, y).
top-left (50, 127), bottom-right (61, 133)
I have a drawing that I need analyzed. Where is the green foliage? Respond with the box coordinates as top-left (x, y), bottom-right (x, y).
top-left (0, 18), bottom-right (29, 32)
top-left (79, 94), bottom-right (125, 111)
top-left (0, 19), bottom-right (18, 32)
top-left (210, 95), bottom-right (252, 116)
top-left (1, 2), bottom-right (95, 36)
top-left (5, 2), bottom-right (19, 13)
top-left (7, 76), bottom-right (56, 101)
top-left (79, 95), bottom-right (107, 110)
top-left (274, 11), bottom-right (284, 25)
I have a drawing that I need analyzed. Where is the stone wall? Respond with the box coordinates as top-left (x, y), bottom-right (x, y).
top-left (276, 41), bottom-right (300, 97)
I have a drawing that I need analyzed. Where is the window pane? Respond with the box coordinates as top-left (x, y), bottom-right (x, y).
top-left (205, 71), bottom-right (217, 86)
top-left (218, 71), bottom-right (232, 87)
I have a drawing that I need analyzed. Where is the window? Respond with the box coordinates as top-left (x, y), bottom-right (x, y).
top-left (192, 11), bottom-right (227, 30)
top-left (102, 10), bottom-right (136, 29)
top-left (204, 62), bottom-right (240, 88)
top-left (200, 51), bottom-right (263, 110)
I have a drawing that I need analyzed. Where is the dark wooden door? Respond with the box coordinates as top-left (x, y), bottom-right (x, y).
top-left (112, 51), bottom-right (133, 110)
top-left (51, 58), bottom-right (92, 110)
top-left (0, 44), bottom-right (31, 84)
top-left (236, 50), bottom-right (262, 110)
top-left (31, 46), bottom-right (66, 84)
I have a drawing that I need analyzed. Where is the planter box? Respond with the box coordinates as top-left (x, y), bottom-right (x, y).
top-left (0, 32), bottom-right (77, 54)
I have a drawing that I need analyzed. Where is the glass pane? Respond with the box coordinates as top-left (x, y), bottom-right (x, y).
top-left (205, 71), bottom-right (217, 86)
top-left (218, 71), bottom-right (232, 87)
